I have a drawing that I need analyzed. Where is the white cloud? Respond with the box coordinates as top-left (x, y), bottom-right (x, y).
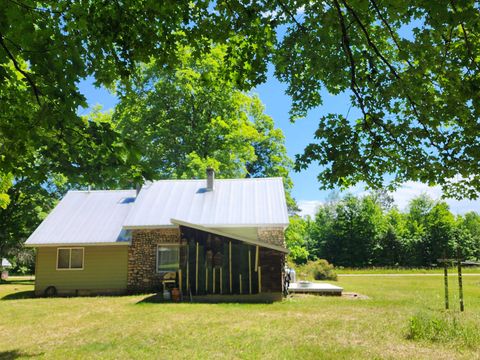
top-left (297, 200), bottom-right (323, 218)
top-left (391, 181), bottom-right (480, 214)
top-left (390, 181), bottom-right (442, 211)
top-left (297, 181), bottom-right (480, 217)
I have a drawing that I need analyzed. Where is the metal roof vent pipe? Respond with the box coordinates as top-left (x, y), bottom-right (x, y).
top-left (206, 167), bottom-right (215, 191)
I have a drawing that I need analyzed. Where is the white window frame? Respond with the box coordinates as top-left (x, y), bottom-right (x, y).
top-left (56, 247), bottom-right (84, 271)
top-left (156, 244), bottom-right (180, 273)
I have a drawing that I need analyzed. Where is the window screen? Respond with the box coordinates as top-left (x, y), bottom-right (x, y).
top-left (57, 249), bottom-right (70, 269)
top-left (57, 248), bottom-right (84, 270)
top-left (157, 246), bottom-right (179, 272)
top-left (70, 249), bottom-right (84, 269)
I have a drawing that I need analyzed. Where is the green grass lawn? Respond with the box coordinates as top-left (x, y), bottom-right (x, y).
top-left (335, 266), bottom-right (480, 274)
top-left (1, 273), bottom-right (479, 359)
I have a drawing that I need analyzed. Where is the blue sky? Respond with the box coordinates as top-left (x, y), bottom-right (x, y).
top-left (78, 69), bottom-right (480, 217)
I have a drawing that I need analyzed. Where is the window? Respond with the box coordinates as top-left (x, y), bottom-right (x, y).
top-left (57, 248), bottom-right (84, 270)
top-left (157, 246), bottom-right (179, 272)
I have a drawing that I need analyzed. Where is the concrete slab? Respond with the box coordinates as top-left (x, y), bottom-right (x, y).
top-left (288, 281), bottom-right (343, 296)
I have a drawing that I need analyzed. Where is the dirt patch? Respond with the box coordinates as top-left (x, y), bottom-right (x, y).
top-left (342, 292), bottom-right (370, 300)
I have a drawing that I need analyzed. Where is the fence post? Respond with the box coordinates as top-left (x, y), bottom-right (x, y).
top-left (457, 248), bottom-right (464, 312)
top-left (443, 251), bottom-right (449, 310)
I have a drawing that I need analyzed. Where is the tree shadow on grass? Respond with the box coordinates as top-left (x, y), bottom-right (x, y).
top-left (1, 290), bottom-right (35, 300)
top-left (0, 350), bottom-right (43, 360)
top-left (0, 279), bottom-right (34, 285)
top-left (136, 293), bottom-right (275, 304)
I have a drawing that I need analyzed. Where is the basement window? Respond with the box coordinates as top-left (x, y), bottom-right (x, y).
top-left (156, 246), bottom-right (179, 273)
top-left (57, 248), bottom-right (84, 270)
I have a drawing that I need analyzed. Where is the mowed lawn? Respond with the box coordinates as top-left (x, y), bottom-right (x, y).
top-left (335, 266), bottom-right (480, 274)
top-left (1, 273), bottom-right (479, 360)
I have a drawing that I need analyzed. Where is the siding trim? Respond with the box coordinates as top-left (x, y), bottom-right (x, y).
top-left (123, 225), bottom-right (178, 230)
top-left (26, 242), bottom-right (130, 248)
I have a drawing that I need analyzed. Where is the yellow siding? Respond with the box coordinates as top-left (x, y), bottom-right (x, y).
top-left (35, 246), bottom-right (128, 295)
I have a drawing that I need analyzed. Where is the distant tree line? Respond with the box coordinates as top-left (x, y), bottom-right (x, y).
top-left (286, 192), bottom-right (480, 267)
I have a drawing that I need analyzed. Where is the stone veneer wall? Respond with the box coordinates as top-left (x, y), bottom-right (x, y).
top-left (257, 228), bottom-right (286, 248)
top-left (127, 228), bottom-right (182, 293)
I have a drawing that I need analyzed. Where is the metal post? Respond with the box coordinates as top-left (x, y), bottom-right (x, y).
top-left (248, 249), bottom-right (252, 294)
top-left (457, 248), bottom-right (464, 312)
top-left (205, 265), bottom-right (208, 293)
top-left (178, 269), bottom-right (182, 298)
top-left (229, 241), bottom-right (232, 293)
top-left (258, 267), bottom-right (262, 293)
top-left (220, 267), bottom-right (223, 294)
top-left (443, 251), bottom-right (449, 310)
top-left (195, 242), bottom-right (199, 294)
top-left (186, 247), bottom-right (190, 293)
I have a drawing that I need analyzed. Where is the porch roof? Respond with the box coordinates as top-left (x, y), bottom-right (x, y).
top-left (171, 219), bottom-right (289, 253)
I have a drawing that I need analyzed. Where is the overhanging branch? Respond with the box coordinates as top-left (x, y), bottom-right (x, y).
top-left (0, 33), bottom-right (41, 105)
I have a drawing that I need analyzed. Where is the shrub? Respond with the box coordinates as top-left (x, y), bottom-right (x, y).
top-left (406, 311), bottom-right (480, 349)
top-left (296, 259), bottom-right (337, 281)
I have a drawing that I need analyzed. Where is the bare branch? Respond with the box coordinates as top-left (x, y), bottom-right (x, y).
top-left (341, 0), bottom-right (401, 80)
top-left (340, 0), bottom-right (445, 153)
top-left (0, 33), bottom-right (41, 105)
top-left (277, 0), bottom-right (308, 33)
top-left (332, 0), bottom-right (365, 116)
top-left (7, 0), bottom-right (66, 15)
top-left (368, 0), bottom-right (414, 69)
top-left (449, 0), bottom-right (480, 72)
top-left (332, 0), bottom-right (407, 155)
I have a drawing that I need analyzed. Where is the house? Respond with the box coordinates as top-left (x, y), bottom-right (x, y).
top-left (1, 258), bottom-right (12, 268)
top-left (25, 170), bottom-right (289, 301)
top-left (1, 258), bottom-right (12, 281)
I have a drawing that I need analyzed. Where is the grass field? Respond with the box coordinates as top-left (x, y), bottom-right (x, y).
top-left (1, 272), bottom-right (479, 359)
top-left (335, 266), bottom-right (480, 274)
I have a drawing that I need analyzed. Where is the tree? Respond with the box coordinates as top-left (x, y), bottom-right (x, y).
top-left (0, 175), bottom-right (66, 261)
top-left (2, 1), bottom-right (479, 204)
top-left (113, 45), bottom-right (296, 208)
top-left (287, 192), bottom-right (480, 267)
top-left (424, 202), bottom-right (456, 265)
top-left (314, 194), bottom-right (384, 267)
top-left (0, 108), bottom-right (131, 260)
top-left (0, 0), bottom-right (275, 204)
top-left (457, 212), bottom-right (480, 260)
top-left (285, 216), bottom-right (310, 264)
top-left (373, 208), bottom-right (407, 266)
top-left (280, 1), bottom-right (480, 199)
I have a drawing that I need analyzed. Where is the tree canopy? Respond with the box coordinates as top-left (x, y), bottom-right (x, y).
top-left (283, 1), bottom-right (480, 198)
top-left (113, 45), bottom-right (296, 209)
top-left (1, 0), bottom-right (479, 205)
top-left (0, 44), bottom-right (296, 261)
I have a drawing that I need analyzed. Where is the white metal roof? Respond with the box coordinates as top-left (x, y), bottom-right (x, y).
top-left (25, 190), bottom-right (136, 246)
top-left (123, 177), bottom-right (289, 228)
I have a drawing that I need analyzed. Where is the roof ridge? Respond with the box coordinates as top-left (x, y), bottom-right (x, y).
top-left (68, 190), bottom-right (136, 193)
top-left (148, 177), bottom-right (283, 183)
